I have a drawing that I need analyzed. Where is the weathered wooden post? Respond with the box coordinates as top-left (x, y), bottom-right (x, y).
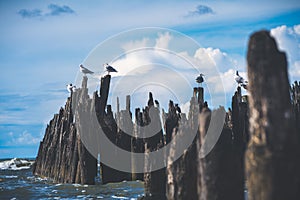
top-left (165, 100), bottom-right (179, 144)
top-left (143, 92), bottom-right (166, 199)
top-left (198, 108), bottom-right (241, 200)
top-left (97, 75), bottom-right (126, 184)
top-left (116, 95), bottom-right (133, 181)
top-left (75, 76), bottom-right (98, 184)
top-left (98, 75), bottom-right (111, 117)
top-left (33, 76), bottom-right (97, 185)
top-left (245, 30), bottom-right (300, 199)
top-left (132, 108), bottom-right (145, 181)
top-left (166, 88), bottom-right (201, 200)
top-left (291, 81), bottom-right (300, 131)
top-left (231, 86), bottom-right (248, 199)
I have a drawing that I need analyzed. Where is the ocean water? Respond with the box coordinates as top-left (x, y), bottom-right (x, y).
top-left (0, 158), bottom-right (144, 200)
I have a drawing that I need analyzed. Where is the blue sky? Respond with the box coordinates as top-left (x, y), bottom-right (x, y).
top-left (0, 0), bottom-right (300, 158)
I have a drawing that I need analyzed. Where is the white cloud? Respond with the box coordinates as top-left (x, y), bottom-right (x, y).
top-left (122, 37), bottom-right (150, 52)
top-left (209, 69), bottom-right (236, 94)
top-left (271, 24), bottom-right (300, 81)
top-left (7, 131), bottom-right (41, 146)
top-left (155, 32), bottom-right (172, 49)
top-left (291, 61), bottom-right (300, 78)
top-left (99, 32), bottom-right (240, 111)
top-left (294, 24), bottom-right (300, 35)
top-left (180, 101), bottom-right (190, 116)
top-left (193, 47), bottom-right (237, 72)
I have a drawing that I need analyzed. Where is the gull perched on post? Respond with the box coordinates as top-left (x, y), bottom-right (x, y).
top-left (175, 103), bottom-right (181, 114)
top-left (196, 73), bottom-right (205, 87)
top-left (154, 100), bottom-right (160, 108)
top-left (66, 83), bottom-right (76, 93)
top-left (235, 71), bottom-right (248, 89)
top-left (80, 64), bottom-right (94, 75)
top-left (235, 71), bottom-right (244, 84)
top-left (241, 81), bottom-right (248, 90)
top-left (104, 63), bottom-right (118, 75)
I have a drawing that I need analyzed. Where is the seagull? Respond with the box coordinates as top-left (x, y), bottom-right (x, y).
top-left (175, 104), bottom-right (181, 114)
top-left (66, 83), bottom-right (76, 93)
top-left (235, 71), bottom-right (249, 89)
top-left (196, 73), bottom-right (205, 87)
top-left (80, 64), bottom-right (94, 75)
top-left (175, 103), bottom-right (181, 119)
top-left (241, 81), bottom-right (248, 90)
top-left (104, 63), bottom-right (118, 75)
top-left (154, 100), bottom-right (160, 108)
top-left (235, 71), bottom-right (244, 84)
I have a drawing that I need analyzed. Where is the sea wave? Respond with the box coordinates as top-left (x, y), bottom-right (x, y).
top-left (0, 158), bottom-right (34, 170)
top-left (111, 195), bottom-right (129, 199)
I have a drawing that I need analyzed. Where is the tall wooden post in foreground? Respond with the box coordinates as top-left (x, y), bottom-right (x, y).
top-left (245, 30), bottom-right (300, 199)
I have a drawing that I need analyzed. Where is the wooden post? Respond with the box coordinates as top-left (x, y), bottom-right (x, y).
top-left (197, 87), bottom-right (204, 106)
top-left (82, 75), bottom-right (88, 88)
top-left (132, 108), bottom-right (145, 181)
top-left (197, 107), bottom-right (239, 200)
top-left (165, 100), bottom-right (178, 144)
top-left (291, 81), bottom-right (300, 131)
top-left (117, 96), bottom-right (120, 114)
top-left (99, 75), bottom-right (111, 116)
top-left (143, 92), bottom-right (166, 199)
top-left (245, 30), bottom-right (300, 199)
top-left (33, 76), bottom-right (97, 185)
top-left (126, 95), bottom-right (131, 111)
top-left (231, 87), bottom-right (248, 200)
top-left (166, 90), bottom-right (199, 200)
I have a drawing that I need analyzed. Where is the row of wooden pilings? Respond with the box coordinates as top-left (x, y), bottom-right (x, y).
top-left (140, 30), bottom-right (300, 200)
top-left (33, 30), bottom-right (300, 200)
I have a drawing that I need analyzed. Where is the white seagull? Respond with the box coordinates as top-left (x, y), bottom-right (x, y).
top-left (66, 83), bottom-right (76, 93)
top-left (241, 81), bottom-right (248, 90)
top-left (104, 63), bottom-right (118, 75)
top-left (154, 100), bottom-right (160, 108)
top-left (80, 64), bottom-right (94, 75)
top-left (235, 71), bottom-right (244, 84)
top-left (175, 103), bottom-right (181, 114)
top-left (196, 73), bottom-right (205, 86)
top-left (235, 71), bottom-right (248, 89)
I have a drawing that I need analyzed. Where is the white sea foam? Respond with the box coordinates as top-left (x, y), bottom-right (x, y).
top-left (27, 176), bottom-right (48, 182)
top-left (0, 158), bottom-right (34, 170)
top-left (4, 175), bottom-right (18, 178)
top-left (111, 195), bottom-right (129, 199)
